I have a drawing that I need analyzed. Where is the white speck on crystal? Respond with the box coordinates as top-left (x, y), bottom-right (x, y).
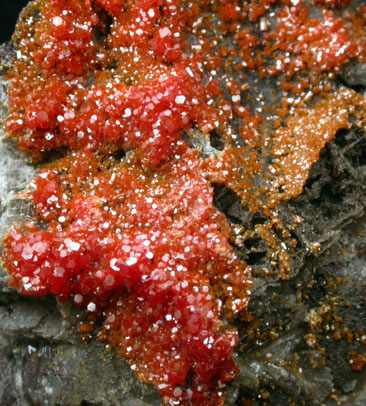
top-left (52, 16), bottom-right (63, 27)
top-left (87, 302), bottom-right (96, 312)
top-left (175, 95), bottom-right (186, 104)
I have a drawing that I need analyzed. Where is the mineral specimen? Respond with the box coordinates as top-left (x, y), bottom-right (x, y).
top-left (1, 1), bottom-right (366, 405)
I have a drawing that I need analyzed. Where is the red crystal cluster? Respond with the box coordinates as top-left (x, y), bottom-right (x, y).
top-left (5, 146), bottom-right (250, 404)
top-left (3, 0), bottom-right (250, 404)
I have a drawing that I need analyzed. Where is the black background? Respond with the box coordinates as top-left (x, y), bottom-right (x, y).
top-left (0, 1), bottom-right (29, 43)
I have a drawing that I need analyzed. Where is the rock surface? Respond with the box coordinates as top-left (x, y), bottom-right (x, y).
top-left (1, 1), bottom-right (366, 405)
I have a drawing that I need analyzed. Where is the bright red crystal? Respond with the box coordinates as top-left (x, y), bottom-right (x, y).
top-left (3, 0), bottom-right (251, 405)
top-left (4, 146), bottom-right (250, 404)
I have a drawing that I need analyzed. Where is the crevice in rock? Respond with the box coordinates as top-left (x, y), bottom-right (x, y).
top-left (212, 183), bottom-right (243, 225)
top-left (36, 147), bottom-right (68, 165)
top-left (251, 214), bottom-right (266, 227)
top-left (92, 3), bottom-right (114, 43)
top-left (212, 183), bottom-right (269, 267)
top-left (181, 128), bottom-right (219, 158)
top-left (80, 401), bottom-right (103, 406)
top-left (112, 148), bottom-right (126, 161)
top-left (337, 75), bottom-right (366, 95)
top-left (209, 129), bottom-right (226, 151)
top-left (246, 251), bottom-right (267, 266)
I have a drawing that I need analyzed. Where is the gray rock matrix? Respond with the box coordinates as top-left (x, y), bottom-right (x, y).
top-left (1, 1), bottom-right (366, 405)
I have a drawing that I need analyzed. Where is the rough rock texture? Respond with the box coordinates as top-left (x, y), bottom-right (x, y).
top-left (233, 126), bottom-right (366, 405)
top-left (1, 1), bottom-right (366, 405)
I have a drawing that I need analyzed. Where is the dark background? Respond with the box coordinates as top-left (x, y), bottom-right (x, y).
top-left (0, 1), bottom-right (29, 43)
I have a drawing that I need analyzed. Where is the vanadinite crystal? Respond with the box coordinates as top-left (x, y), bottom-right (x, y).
top-left (3, 0), bottom-right (366, 404)
top-left (3, 0), bottom-right (250, 405)
top-left (4, 146), bottom-right (250, 404)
